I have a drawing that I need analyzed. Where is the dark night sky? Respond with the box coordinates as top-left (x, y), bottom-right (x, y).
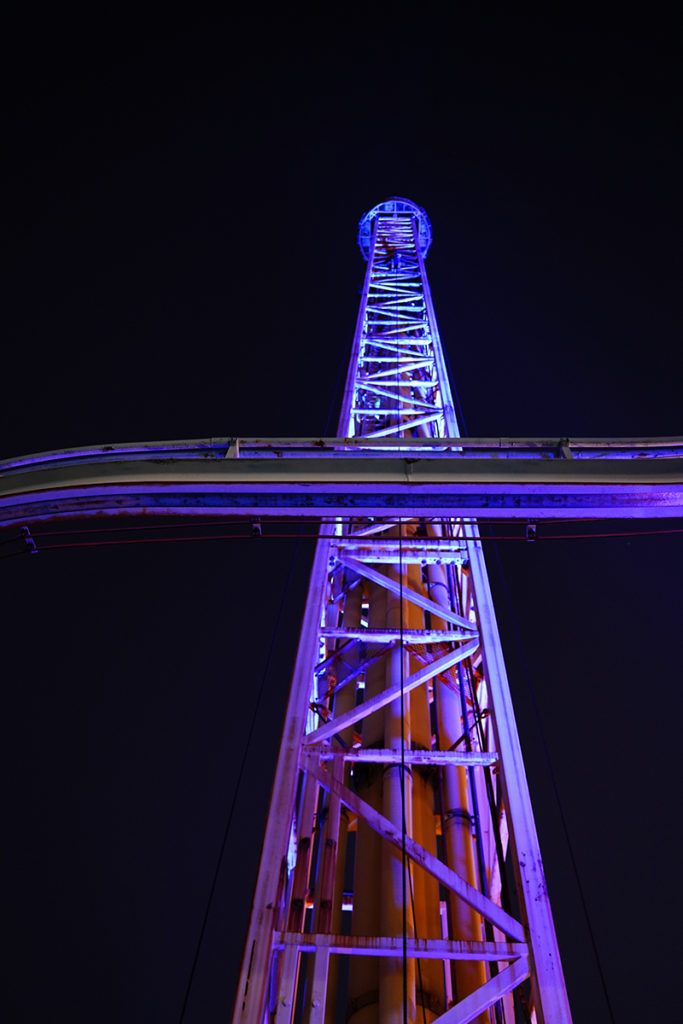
top-left (1, 9), bottom-right (681, 1023)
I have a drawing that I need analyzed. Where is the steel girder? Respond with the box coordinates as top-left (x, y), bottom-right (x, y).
top-left (1, 438), bottom-right (682, 528)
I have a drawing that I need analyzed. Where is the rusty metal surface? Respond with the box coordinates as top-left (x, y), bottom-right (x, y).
top-left (2, 449), bottom-right (683, 529)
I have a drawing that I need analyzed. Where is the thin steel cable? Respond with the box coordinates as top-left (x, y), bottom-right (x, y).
top-left (399, 515), bottom-right (408, 1024)
top-left (323, 320), bottom-right (351, 436)
top-left (0, 547), bottom-right (33, 560)
top-left (29, 522), bottom-right (683, 554)
top-left (407, 864), bottom-right (428, 1024)
top-left (444, 554), bottom-right (503, 1022)
top-left (0, 532), bottom-right (25, 546)
top-left (441, 337), bottom-right (469, 438)
top-left (394, 236), bottom-right (408, 1024)
top-left (177, 535), bottom-right (303, 1024)
top-left (392, 231), bottom-right (408, 1024)
top-left (489, 536), bottom-right (617, 1024)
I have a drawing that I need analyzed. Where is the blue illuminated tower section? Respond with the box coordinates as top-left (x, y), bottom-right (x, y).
top-left (232, 199), bottom-right (572, 1023)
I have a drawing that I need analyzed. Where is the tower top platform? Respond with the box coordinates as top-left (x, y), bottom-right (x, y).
top-left (357, 196), bottom-right (432, 260)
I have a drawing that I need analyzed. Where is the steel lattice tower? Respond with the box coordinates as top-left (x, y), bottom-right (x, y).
top-left (232, 198), bottom-right (572, 1024)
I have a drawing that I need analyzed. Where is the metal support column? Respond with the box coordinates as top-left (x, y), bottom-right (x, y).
top-left (231, 198), bottom-right (573, 1023)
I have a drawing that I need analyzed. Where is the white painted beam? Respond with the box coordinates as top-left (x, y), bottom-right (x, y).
top-left (274, 933), bottom-right (527, 962)
top-left (305, 748), bottom-right (498, 767)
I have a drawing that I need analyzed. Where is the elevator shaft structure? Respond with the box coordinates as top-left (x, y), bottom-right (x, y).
top-left (233, 198), bottom-right (571, 1024)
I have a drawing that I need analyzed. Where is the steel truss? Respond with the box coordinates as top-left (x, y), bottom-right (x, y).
top-left (3, 200), bottom-right (680, 1022)
top-left (231, 199), bottom-right (573, 1024)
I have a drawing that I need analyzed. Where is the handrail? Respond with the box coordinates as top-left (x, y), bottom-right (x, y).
top-left (3, 435), bottom-right (683, 474)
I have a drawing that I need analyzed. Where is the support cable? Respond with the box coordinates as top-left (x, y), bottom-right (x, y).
top-left (0, 547), bottom-right (32, 560)
top-left (323, 322), bottom-right (352, 436)
top-left (461, 653), bottom-right (514, 924)
top-left (441, 341), bottom-right (470, 439)
top-left (456, 662), bottom-right (503, 1024)
top-left (393, 235), bottom-right (409, 1024)
top-left (0, 531), bottom-right (25, 546)
top-left (490, 538), bottom-right (617, 1024)
top-left (24, 524), bottom-right (683, 556)
top-left (408, 863), bottom-right (428, 1024)
top-left (395, 251), bottom-right (409, 1024)
top-left (399, 515), bottom-right (408, 1024)
top-left (16, 522), bottom-right (683, 562)
top-left (177, 536), bottom-right (303, 1024)
top-left (445, 544), bottom-right (504, 1024)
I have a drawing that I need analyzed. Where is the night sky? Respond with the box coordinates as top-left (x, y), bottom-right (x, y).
top-left (1, 9), bottom-right (681, 1023)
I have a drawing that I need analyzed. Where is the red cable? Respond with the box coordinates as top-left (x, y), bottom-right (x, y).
top-left (26, 523), bottom-right (683, 553)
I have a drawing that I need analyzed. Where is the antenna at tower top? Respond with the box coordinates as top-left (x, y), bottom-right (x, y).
top-left (357, 196), bottom-right (432, 259)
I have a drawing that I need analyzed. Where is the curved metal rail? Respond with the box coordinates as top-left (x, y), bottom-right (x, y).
top-left (2, 437), bottom-right (683, 528)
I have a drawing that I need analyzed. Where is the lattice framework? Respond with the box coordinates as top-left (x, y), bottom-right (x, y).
top-left (232, 199), bottom-right (573, 1024)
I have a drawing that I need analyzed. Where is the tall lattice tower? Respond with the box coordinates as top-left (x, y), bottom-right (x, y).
top-left (232, 199), bottom-right (572, 1024)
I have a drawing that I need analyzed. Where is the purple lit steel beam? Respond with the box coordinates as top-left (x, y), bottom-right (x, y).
top-left (303, 640), bottom-right (480, 746)
top-left (1, 450), bottom-right (682, 528)
top-left (273, 934), bottom-right (525, 962)
top-left (3, 434), bottom-right (683, 472)
top-left (307, 749), bottom-right (499, 768)
top-left (433, 958), bottom-right (531, 1024)
top-left (301, 758), bottom-right (525, 942)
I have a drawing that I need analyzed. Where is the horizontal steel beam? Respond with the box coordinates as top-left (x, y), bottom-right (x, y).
top-left (4, 434), bottom-right (683, 471)
top-left (320, 628), bottom-right (475, 643)
top-left (305, 747), bottom-right (499, 767)
top-left (2, 451), bottom-right (683, 527)
top-left (303, 641), bottom-right (480, 745)
top-left (273, 932), bottom-right (526, 962)
top-left (337, 555), bottom-right (477, 629)
top-left (303, 757), bottom-right (525, 941)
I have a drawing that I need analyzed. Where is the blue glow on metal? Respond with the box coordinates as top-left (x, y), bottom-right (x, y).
top-left (346, 202), bottom-right (443, 441)
top-left (357, 196), bottom-right (432, 259)
top-left (2, 437), bottom-right (682, 476)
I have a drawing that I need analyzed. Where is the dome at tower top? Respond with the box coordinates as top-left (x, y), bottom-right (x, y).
top-left (357, 197), bottom-right (432, 260)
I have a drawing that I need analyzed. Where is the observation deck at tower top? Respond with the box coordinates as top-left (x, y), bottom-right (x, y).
top-left (357, 196), bottom-right (432, 259)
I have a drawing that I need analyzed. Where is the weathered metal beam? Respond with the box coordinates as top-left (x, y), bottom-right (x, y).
top-left (302, 757), bottom-right (525, 942)
top-left (274, 933), bottom-right (526, 962)
top-left (431, 958), bottom-right (530, 1024)
top-left (4, 434), bottom-right (683, 469)
top-left (2, 452), bottom-right (682, 528)
top-left (337, 554), bottom-right (477, 630)
top-left (320, 627), bottom-right (475, 643)
top-left (304, 640), bottom-right (479, 745)
top-left (305, 748), bottom-right (499, 767)
top-left (231, 533), bottom-right (337, 1024)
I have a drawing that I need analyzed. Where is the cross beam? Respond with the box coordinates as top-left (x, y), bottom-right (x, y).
top-left (1, 436), bottom-right (682, 528)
